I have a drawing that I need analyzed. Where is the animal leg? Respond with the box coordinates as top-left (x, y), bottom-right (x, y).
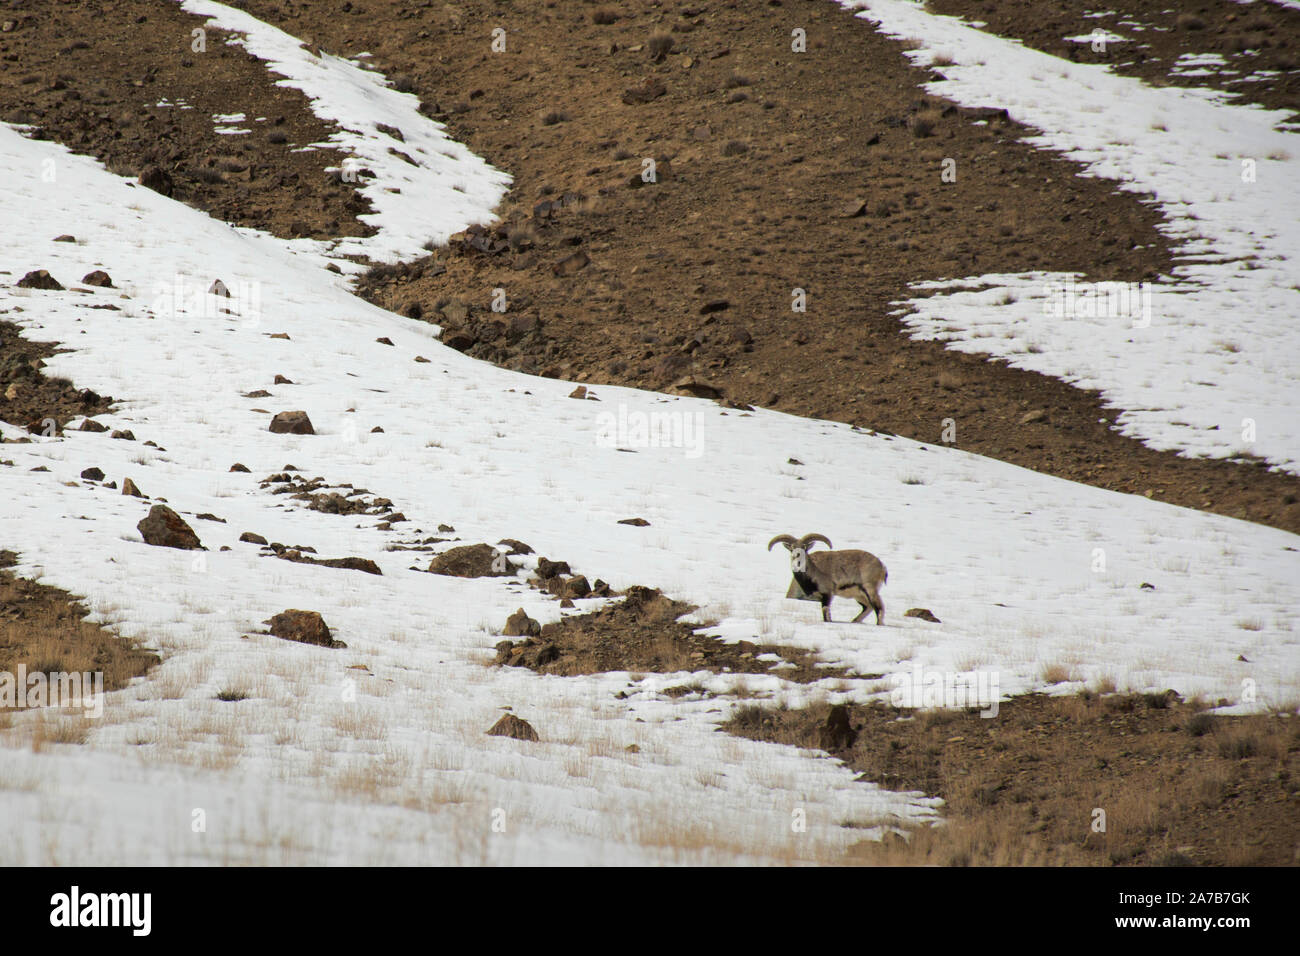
top-left (866, 585), bottom-right (885, 625)
top-left (821, 595), bottom-right (833, 622)
top-left (851, 602), bottom-right (870, 623)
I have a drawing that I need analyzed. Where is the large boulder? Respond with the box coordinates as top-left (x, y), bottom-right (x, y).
top-left (16, 269), bottom-right (63, 290)
top-left (428, 543), bottom-right (516, 578)
top-left (266, 609), bottom-right (344, 648)
top-left (137, 505), bottom-right (202, 550)
top-left (269, 410), bottom-right (315, 435)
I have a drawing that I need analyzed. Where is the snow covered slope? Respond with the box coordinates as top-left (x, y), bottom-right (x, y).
top-left (178, 0), bottom-right (510, 264)
top-left (839, 0), bottom-right (1300, 474)
top-left (0, 5), bottom-right (1296, 863)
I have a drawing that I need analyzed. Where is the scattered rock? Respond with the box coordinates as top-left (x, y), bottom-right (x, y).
top-left (269, 410), bottom-right (315, 435)
top-left (552, 249), bottom-right (590, 277)
top-left (78, 418), bottom-right (109, 433)
top-left (562, 575), bottom-right (591, 599)
top-left (80, 466), bottom-right (104, 481)
top-left (82, 270), bottom-right (114, 288)
top-left (54, 234), bottom-right (76, 242)
top-left (273, 374), bottom-right (293, 385)
top-left (16, 269), bottom-right (63, 290)
top-left (109, 429), bottom-right (135, 440)
top-left (504, 608), bottom-right (542, 638)
top-left (266, 609), bottom-right (343, 648)
top-left (137, 504), bottom-right (201, 549)
top-left (486, 713), bottom-right (539, 742)
top-left (428, 543), bottom-right (516, 577)
top-left (1020, 409), bottom-right (1048, 425)
top-left (239, 531), bottom-right (268, 545)
top-left (840, 199), bottom-right (868, 219)
top-left (535, 557), bottom-right (571, 579)
top-left (276, 551), bottom-right (383, 575)
top-left (670, 377), bottom-right (724, 400)
top-left (229, 462), bottom-right (250, 473)
top-left (569, 385), bottom-right (588, 400)
top-left (121, 477), bottom-right (145, 498)
top-left (904, 607), bottom-right (941, 623)
top-left (618, 517), bottom-right (650, 527)
top-left (622, 77), bottom-right (667, 104)
top-left (376, 336), bottom-right (394, 346)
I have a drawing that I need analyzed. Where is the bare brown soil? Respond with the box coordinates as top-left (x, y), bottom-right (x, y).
top-left (229, 0), bottom-right (1298, 533)
top-left (0, 550), bottom-right (160, 703)
top-left (0, 320), bottom-right (112, 434)
top-left (926, 0), bottom-right (1300, 122)
top-left (0, 0), bottom-right (371, 240)
top-left (727, 693), bottom-right (1300, 865)
top-left (1, 1), bottom-right (1297, 537)
top-left (494, 585), bottom-right (852, 685)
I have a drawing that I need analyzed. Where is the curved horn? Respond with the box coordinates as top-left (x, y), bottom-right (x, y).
top-left (767, 534), bottom-right (797, 552)
top-left (799, 533), bottom-right (833, 551)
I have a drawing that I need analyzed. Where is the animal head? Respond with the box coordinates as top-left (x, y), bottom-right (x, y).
top-left (767, 533), bottom-right (833, 572)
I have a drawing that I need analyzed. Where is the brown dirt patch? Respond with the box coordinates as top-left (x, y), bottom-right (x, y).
top-left (4, 2), bottom-right (1296, 535)
top-left (0, 550), bottom-right (160, 704)
top-left (494, 585), bottom-right (850, 685)
top-left (231, 0), bottom-right (1296, 533)
top-left (0, 0), bottom-right (372, 241)
top-left (0, 320), bottom-right (113, 434)
top-left (926, 0), bottom-right (1300, 122)
top-left (726, 692), bottom-right (1300, 865)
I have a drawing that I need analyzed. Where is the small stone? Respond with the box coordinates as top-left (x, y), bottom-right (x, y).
top-left (121, 477), bottom-right (145, 498)
top-left (903, 607), bottom-right (941, 623)
top-left (82, 270), bottom-right (114, 287)
top-left (80, 467), bottom-right (104, 481)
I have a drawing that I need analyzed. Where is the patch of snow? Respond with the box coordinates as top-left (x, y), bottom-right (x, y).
top-left (837, 0), bottom-right (1300, 474)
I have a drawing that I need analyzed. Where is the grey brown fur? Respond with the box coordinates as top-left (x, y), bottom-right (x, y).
top-left (768, 533), bottom-right (888, 624)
